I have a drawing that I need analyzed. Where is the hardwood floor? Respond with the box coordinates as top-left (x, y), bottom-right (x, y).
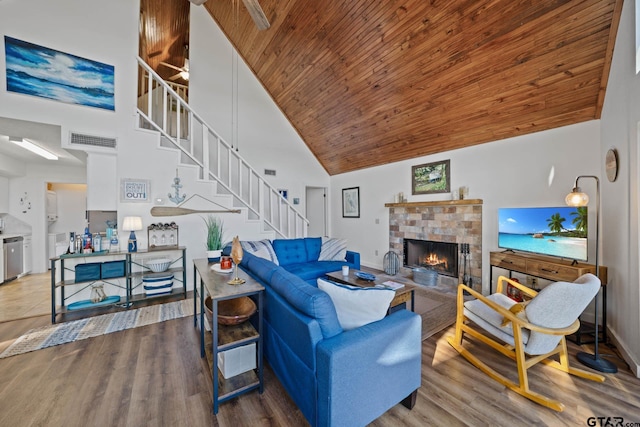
top-left (1, 273), bottom-right (639, 426)
top-left (0, 272), bottom-right (51, 322)
top-left (0, 312), bottom-right (638, 426)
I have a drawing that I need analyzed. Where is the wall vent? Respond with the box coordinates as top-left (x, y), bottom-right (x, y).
top-left (70, 132), bottom-right (117, 149)
top-left (264, 169), bottom-right (276, 176)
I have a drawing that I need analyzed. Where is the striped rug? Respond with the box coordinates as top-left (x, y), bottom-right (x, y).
top-left (0, 299), bottom-right (193, 359)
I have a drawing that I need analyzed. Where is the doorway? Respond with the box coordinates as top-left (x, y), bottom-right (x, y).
top-left (46, 183), bottom-right (87, 264)
top-left (305, 186), bottom-right (328, 237)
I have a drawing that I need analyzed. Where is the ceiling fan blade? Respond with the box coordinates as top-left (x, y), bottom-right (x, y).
top-left (168, 73), bottom-right (183, 81)
top-left (242, 0), bottom-right (270, 30)
top-left (159, 62), bottom-right (184, 72)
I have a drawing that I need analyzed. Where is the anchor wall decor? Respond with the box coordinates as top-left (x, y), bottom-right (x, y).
top-left (168, 169), bottom-right (186, 204)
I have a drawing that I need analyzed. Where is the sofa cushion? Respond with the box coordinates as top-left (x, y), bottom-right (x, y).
top-left (241, 239), bottom-right (279, 265)
top-left (270, 269), bottom-right (343, 338)
top-left (246, 252), bottom-right (280, 283)
top-left (283, 261), bottom-right (351, 282)
top-left (304, 237), bottom-right (322, 262)
top-left (317, 278), bottom-right (395, 330)
top-left (318, 237), bottom-right (348, 261)
top-left (272, 238), bottom-right (308, 266)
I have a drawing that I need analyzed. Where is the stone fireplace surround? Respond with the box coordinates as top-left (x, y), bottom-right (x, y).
top-left (385, 199), bottom-right (482, 290)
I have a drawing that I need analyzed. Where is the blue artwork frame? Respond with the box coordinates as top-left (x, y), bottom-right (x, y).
top-left (4, 36), bottom-right (115, 111)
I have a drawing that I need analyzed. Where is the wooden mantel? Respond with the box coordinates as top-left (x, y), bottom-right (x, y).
top-left (384, 199), bottom-right (483, 208)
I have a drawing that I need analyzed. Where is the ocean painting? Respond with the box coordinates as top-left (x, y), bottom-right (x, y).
top-left (498, 206), bottom-right (588, 261)
top-left (4, 36), bottom-right (114, 111)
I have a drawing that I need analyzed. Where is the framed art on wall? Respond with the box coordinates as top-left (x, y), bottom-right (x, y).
top-left (412, 159), bottom-right (450, 195)
top-left (4, 36), bottom-right (115, 111)
top-left (121, 179), bottom-right (150, 202)
top-left (342, 187), bottom-right (360, 218)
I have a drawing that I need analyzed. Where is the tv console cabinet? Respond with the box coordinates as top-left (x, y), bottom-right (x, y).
top-left (489, 250), bottom-right (608, 344)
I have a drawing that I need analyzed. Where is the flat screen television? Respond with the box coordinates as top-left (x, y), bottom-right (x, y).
top-left (498, 206), bottom-right (588, 261)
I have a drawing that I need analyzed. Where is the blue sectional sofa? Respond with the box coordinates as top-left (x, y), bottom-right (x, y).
top-left (233, 237), bottom-right (422, 427)
top-left (271, 237), bottom-right (360, 284)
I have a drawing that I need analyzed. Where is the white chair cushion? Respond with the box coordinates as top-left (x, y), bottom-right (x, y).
top-left (317, 278), bottom-right (395, 330)
top-left (464, 293), bottom-right (530, 346)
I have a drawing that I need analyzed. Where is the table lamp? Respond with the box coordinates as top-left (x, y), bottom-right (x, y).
top-left (122, 216), bottom-right (143, 252)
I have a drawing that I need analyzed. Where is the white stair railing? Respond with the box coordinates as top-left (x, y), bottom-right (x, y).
top-left (136, 57), bottom-right (308, 239)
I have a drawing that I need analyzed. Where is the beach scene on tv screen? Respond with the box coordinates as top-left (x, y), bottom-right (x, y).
top-left (498, 207), bottom-right (588, 261)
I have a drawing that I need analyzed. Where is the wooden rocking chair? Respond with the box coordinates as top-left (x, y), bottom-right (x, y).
top-left (447, 274), bottom-right (606, 412)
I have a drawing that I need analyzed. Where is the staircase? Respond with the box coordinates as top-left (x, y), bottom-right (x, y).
top-left (136, 57), bottom-right (308, 239)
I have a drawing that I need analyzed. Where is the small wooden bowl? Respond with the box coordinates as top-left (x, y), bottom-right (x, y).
top-left (205, 296), bottom-right (257, 325)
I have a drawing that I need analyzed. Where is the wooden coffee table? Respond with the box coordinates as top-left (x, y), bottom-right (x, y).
top-left (325, 269), bottom-right (416, 312)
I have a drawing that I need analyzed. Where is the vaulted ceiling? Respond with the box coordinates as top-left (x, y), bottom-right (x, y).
top-left (142, 0), bottom-right (623, 176)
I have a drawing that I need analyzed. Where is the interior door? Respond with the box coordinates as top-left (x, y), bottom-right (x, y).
top-left (305, 187), bottom-right (327, 237)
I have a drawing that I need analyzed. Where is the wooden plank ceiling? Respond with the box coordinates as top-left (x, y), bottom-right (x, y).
top-left (139, 0), bottom-right (191, 84)
top-left (146, 0), bottom-right (623, 176)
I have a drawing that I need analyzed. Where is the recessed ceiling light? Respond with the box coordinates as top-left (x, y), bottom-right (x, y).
top-left (9, 137), bottom-right (58, 160)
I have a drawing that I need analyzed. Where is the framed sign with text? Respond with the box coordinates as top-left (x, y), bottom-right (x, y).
top-left (121, 179), bottom-right (150, 202)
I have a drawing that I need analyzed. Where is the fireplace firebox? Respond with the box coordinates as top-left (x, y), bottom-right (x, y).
top-left (403, 238), bottom-right (459, 278)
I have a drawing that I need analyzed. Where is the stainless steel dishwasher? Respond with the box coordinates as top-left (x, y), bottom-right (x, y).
top-left (3, 237), bottom-right (23, 282)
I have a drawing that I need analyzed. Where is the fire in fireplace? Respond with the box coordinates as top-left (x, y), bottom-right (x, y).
top-left (403, 238), bottom-right (459, 278)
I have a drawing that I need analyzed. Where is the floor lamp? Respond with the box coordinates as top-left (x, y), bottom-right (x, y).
top-left (565, 175), bottom-right (617, 373)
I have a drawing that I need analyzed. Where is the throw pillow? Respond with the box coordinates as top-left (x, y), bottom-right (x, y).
top-left (501, 301), bottom-right (529, 327)
top-left (241, 240), bottom-right (279, 265)
top-left (317, 278), bottom-right (395, 330)
top-left (318, 237), bottom-right (348, 261)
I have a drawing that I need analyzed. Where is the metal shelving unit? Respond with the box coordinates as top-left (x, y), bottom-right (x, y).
top-left (50, 247), bottom-right (186, 323)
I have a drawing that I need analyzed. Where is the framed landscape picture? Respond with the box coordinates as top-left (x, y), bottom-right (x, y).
top-left (412, 160), bottom-right (450, 195)
top-left (342, 187), bottom-right (360, 218)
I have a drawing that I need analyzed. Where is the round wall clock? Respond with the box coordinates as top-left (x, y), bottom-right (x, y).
top-left (605, 148), bottom-right (618, 182)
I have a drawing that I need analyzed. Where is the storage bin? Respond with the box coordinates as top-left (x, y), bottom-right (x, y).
top-left (218, 343), bottom-right (256, 379)
top-left (143, 273), bottom-right (174, 296)
top-left (412, 267), bottom-right (438, 286)
top-left (101, 260), bottom-right (126, 279)
top-left (74, 262), bottom-right (101, 283)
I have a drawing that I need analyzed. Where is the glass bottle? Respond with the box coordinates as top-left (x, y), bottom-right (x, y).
top-left (110, 228), bottom-right (119, 252)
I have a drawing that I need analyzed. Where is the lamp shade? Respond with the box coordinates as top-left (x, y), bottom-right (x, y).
top-left (122, 216), bottom-right (143, 231)
top-left (565, 189), bottom-right (589, 207)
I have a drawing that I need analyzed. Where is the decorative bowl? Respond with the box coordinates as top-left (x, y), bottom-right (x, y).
top-left (355, 271), bottom-right (376, 281)
top-left (146, 258), bottom-right (171, 273)
top-left (205, 296), bottom-right (257, 326)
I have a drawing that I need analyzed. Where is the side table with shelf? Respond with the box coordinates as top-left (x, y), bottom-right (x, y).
top-left (50, 247), bottom-right (186, 323)
top-left (193, 258), bottom-right (264, 414)
top-left (489, 250), bottom-right (608, 344)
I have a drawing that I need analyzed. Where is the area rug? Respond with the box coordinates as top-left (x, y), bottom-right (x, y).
top-left (413, 285), bottom-right (458, 340)
top-left (0, 299), bottom-right (193, 359)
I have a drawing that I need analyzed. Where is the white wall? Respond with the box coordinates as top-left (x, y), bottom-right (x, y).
top-left (330, 121), bottom-right (601, 276)
top-left (8, 164), bottom-right (86, 272)
top-left (0, 0), bottom-right (139, 145)
top-left (599, 0), bottom-right (640, 375)
top-left (48, 183), bottom-right (87, 237)
top-left (0, 0), bottom-right (329, 275)
top-left (189, 6), bottom-right (330, 214)
top-left (0, 176), bottom-right (8, 212)
top-left (0, 0), bottom-right (138, 272)
top-left (0, 153), bottom-right (26, 178)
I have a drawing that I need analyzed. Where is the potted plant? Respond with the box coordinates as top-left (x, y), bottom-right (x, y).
top-left (203, 215), bottom-right (224, 261)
